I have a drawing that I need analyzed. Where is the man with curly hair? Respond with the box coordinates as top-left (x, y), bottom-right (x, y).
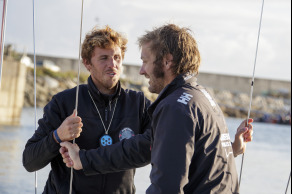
top-left (23, 26), bottom-right (152, 193)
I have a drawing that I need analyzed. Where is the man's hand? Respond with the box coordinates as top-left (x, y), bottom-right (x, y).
top-left (232, 118), bottom-right (254, 157)
top-left (55, 110), bottom-right (83, 142)
top-left (60, 142), bottom-right (83, 170)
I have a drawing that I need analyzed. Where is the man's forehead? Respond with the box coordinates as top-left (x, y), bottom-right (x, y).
top-left (142, 42), bottom-right (152, 49)
top-left (95, 45), bottom-right (121, 55)
top-left (141, 51), bottom-right (149, 59)
top-left (141, 44), bottom-right (154, 58)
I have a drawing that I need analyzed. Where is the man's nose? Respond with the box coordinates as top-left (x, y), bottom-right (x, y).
top-left (108, 58), bottom-right (116, 68)
top-left (139, 65), bottom-right (145, 75)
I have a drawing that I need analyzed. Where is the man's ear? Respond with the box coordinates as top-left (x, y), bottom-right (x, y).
top-left (164, 54), bottom-right (174, 70)
top-left (83, 59), bottom-right (91, 71)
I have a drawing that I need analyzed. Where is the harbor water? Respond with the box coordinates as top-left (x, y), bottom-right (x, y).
top-left (0, 108), bottom-right (291, 194)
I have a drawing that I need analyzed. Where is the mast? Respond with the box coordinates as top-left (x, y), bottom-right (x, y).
top-left (239, 0), bottom-right (265, 188)
top-left (0, 0), bottom-right (8, 90)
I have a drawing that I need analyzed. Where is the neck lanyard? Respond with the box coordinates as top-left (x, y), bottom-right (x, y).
top-left (88, 90), bottom-right (118, 146)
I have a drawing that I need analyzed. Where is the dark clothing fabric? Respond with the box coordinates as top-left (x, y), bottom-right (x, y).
top-left (22, 76), bottom-right (152, 194)
top-left (146, 74), bottom-right (239, 194)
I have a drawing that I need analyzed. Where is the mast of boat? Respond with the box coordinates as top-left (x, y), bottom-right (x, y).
top-left (285, 171), bottom-right (291, 194)
top-left (69, 0), bottom-right (84, 193)
top-left (32, 0), bottom-right (38, 193)
top-left (239, 0), bottom-right (265, 188)
top-left (0, 0), bottom-right (8, 90)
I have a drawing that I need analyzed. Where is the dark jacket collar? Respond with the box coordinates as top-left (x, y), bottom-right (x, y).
top-left (87, 76), bottom-right (121, 107)
top-left (148, 74), bottom-right (197, 115)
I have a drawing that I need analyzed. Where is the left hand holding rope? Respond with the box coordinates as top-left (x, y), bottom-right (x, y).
top-left (55, 110), bottom-right (83, 141)
top-left (233, 119), bottom-right (254, 157)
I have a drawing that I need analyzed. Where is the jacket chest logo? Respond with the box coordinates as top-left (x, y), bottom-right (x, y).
top-left (221, 133), bottom-right (233, 158)
top-left (119, 128), bottom-right (135, 141)
top-left (177, 93), bottom-right (193, 105)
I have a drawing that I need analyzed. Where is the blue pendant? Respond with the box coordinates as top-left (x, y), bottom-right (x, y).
top-left (100, 135), bottom-right (113, 147)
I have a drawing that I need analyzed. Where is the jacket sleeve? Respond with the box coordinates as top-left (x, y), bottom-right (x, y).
top-left (80, 96), bottom-right (152, 175)
top-left (22, 97), bottom-right (64, 172)
top-left (146, 103), bottom-right (196, 194)
top-left (80, 128), bottom-right (151, 175)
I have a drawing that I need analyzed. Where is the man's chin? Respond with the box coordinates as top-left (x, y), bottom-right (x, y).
top-left (107, 77), bottom-right (119, 85)
top-left (148, 86), bottom-right (159, 94)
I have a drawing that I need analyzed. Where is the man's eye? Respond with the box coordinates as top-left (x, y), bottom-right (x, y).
top-left (115, 55), bottom-right (121, 60)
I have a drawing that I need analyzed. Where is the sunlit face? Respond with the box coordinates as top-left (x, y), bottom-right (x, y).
top-left (139, 43), bottom-right (165, 94)
top-left (85, 45), bottom-right (122, 95)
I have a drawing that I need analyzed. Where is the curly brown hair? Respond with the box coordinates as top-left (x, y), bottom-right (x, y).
top-left (81, 26), bottom-right (128, 64)
top-left (138, 24), bottom-right (201, 76)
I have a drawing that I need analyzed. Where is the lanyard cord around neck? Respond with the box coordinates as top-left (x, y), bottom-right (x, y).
top-left (88, 90), bottom-right (118, 134)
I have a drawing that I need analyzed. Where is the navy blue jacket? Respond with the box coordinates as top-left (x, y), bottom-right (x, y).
top-left (22, 76), bottom-right (152, 194)
top-left (146, 74), bottom-right (239, 194)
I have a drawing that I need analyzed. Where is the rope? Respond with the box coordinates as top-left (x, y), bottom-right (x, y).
top-left (239, 0), bottom-right (265, 187)
top-left (69, 0), bottom-right (84, 193)
top-left (32, 0), bottom-right (38, 193)
top-left (285, 172), bottom-right (291, 194)
top-left (0, 0), bottom-right (8, 90)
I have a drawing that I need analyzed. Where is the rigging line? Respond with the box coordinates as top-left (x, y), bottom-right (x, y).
top-left (239, 0), bottom-right (265, 187)
top-left (0, 0), bottom-right (8, 90)
top-left (32, 0), bottom-right (38, 193)
top-left (69, 0), bottom-right (84, 194)
top-left (285, 171), bottom-right (291, 194)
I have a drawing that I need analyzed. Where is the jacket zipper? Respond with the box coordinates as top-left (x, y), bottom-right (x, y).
top-left (105, 108), bottom-right (108, 122)
top-left (105, 100), bottom-right (112, 124)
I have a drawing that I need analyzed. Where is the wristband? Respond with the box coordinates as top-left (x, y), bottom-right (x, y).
top-left (54, 129), bottom-right (62, 143)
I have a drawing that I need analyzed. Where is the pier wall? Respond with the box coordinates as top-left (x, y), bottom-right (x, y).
top-left (196, 73), bottom-right (291, 96)
top-left (27, 54), bottom-right (291, 96)
top-left (0, 57), bottom-right (27, 125)
top-left (121, 67), bottom-right (291, 97)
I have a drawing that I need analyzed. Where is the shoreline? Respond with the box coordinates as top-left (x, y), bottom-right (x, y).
top-left (23, 69), bottom-right (291, 125)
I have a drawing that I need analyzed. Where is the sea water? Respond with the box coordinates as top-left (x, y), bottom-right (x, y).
top-left (0, 108), bottom-right (291, 194)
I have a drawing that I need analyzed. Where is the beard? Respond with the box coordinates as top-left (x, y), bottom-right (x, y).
top-left (153, 60), bottom-right (165, 79)
top-left (105, 75), bottom-right (120, 90)
top-left (148, 61), bottom-right (165, 94)
top-left (148, 77), bottom-right (164, 94)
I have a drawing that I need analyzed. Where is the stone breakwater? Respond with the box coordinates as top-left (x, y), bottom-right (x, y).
top-left (207, 89), bottom-right (290, 121)
top-left (24, 72), bottom-right (291, 122)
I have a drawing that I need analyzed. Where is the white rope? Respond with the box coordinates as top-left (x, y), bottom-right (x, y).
top-left (69, 0), bottom-right (84, 193)
top-left (0, 0), bottom-right (8, 90)
top-left (285, 171), bottom-right (291, 194)
top-left (239, 0), bottom-right (265, 187)
top-left (32, 0), bottom-right (38, 193)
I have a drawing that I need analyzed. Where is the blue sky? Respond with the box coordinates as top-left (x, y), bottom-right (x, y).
top-left (2, 0), bottom-right (291, 81)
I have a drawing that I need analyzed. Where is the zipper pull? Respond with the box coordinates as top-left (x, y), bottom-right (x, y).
top-left (109, 100), bottom-right (112, 112)
top-left (105, 108), bottom-right (108, 122)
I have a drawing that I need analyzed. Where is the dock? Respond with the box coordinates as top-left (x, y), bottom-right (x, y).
top-left (0, 56), bottom-right (27, 125)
